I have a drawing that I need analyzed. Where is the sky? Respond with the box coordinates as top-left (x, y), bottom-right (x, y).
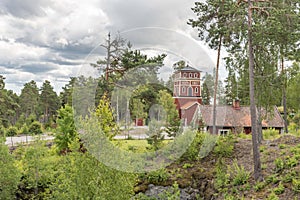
top-left (0, 0), bottom-right (225, 95)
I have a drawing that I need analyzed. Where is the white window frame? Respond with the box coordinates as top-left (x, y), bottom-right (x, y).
top-left (218, 129), bottom-right (229, 136)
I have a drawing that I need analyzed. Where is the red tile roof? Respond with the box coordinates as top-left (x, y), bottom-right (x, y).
top-left (198, 105), bottom-right (284, 128)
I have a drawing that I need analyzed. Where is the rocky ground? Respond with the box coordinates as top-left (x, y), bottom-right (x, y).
top-left (134, 134), bottom-right (300, 200)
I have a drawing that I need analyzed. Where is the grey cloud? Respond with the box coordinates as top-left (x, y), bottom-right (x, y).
top-left (20, 63), bottom-right (58, 74)
top-left (1, 0), bottom-right (52, 18)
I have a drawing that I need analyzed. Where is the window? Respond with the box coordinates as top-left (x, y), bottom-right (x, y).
top-left (182, 87), bottom-right (185, 93)
top-left (218, 129), bottom-right (229, 136)
top-left (195, 87), bottom-right (198, 93)
top-left (194, 73), bottom-right (198, 78)
top-left (189, 73), bottom-right (193, 78)
top-left (183, 73), bottom-right (187, 78)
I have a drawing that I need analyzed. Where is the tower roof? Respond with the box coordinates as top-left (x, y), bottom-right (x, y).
top-left (177, 66), bottom-right (202, 72)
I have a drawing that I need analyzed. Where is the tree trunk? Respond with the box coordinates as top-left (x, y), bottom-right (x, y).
top-left (212, 34), bottom-right (222, 135)
top-left (281, 58), bottom-right (288, 133)
top-left (257, 107), bottom-right (263, 144)
top-left (247, 0), bottom-right (262, 181)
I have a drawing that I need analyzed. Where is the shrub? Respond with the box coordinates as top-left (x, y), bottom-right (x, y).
top-left (28, 121), bottom-right (43, 135)
top-left (180, 131), bottom-right (205, 161)
top-left (20, 124), bottom-right (29, 135)
top-left (274, 182), bottom-right (285, 195)
top-left (292, 179), bottom-right (300, 193)
top-left (198, 133), bottom-right (218, 159)
top-left (263, 128), bottom-right (279, 140)
top-left (286, 156), bottom-right (298, 168)
top-left (254, 181), bottom-right (266, 192)
top-left (274, 158), bottom-right (285, 172)
top-left (228, 160), bottom-right (250, 186)
top-left (0, 126), bottom-right (5, 137)
top-left (267, 192), bottom-right (279, 200)
top-left (214, 159), bottom-right (229, 190)
top-left (214, 135), bottom-right (234, 157)
top-left (147, 168), bottom-right (169, 184)
top-left (6, 126), bottom-right (18, 137)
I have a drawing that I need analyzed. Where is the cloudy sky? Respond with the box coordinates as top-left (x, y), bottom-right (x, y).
top-left (0, 0), bottom-right (223, 94)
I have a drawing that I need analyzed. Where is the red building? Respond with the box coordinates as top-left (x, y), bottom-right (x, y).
top-left (173, 66), bottom-right (202, 126)
top-left (172, 67), bottom-right (284, 134)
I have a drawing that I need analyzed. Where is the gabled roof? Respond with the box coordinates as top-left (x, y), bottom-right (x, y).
top-left (198, 105), bottom-right (284, 128)
top-left (180, 101), bottom-right (200, 110)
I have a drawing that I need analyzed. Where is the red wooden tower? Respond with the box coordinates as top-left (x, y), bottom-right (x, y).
top-left (173, 66), bottom-right (202, 125)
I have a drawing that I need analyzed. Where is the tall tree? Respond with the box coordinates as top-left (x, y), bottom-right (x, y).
top-left (188, 0), bottom-right (237, 134)
top-left (157, 90), bottom-right (181, 137)
top-left (59, 77), bottom-right (76, 107)
top-left (39, 80), bottom-right (59, 123)
top-left (19, 80), bottom-right (39, 118)
top-left (201, 73), bottom-right (214, 105)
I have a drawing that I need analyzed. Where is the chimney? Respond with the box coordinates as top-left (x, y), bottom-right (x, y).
top-left (233, 98), bottom-right (240, 110)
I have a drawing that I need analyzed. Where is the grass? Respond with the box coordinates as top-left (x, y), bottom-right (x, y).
top-left (112, 139), bottom-right (171, 153)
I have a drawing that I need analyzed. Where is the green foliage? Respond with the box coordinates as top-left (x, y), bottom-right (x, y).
top-left (95, 94), bottom-right (119, 140)
top-left (214, 134), bottom-right (234, 157)
top-left (181, 131), bottom-right (205, 161)
top-left (214, 159), bottom-right (229, 190)
top-left (28, 121), bottom-right (43, 135)
top-left (254, 181), bottom-right (266, 192)
top-left (263, 129), bottom-right (279, 140)
top-left (267, 192), bottom-right (279, 200)
top-left (292, 179), bottom-right (300, 193)
top-left (50, 149), bottom-right (136, 200)
top-left (146, 168), bottom-right (169, 185)
top-left (20, 124), bottom-right (29, 135)
top-left (0, 139), bottom-right (21, 199)
top-left (198, 133), bottom-right (218, 159)
top-left (182, 163), bottom-right (194, 169)
top-left (286, 156), bottom-right (298, 168)
top-left (6, 126), bottom-right (18, 136)
top-left (0, 125), bottom-right (5, 137)
top-left (273, 182), bottom-right (285, 195)
top-left (228, 160), bottom-right (250, 186)
top-left (274, 158), bottom-right (285, 172)
top-left (157, 90), bottom-right (180, 137)
top-left (158, 182), bottom-right (181, 200)
top-left (146, 119), bottom-right (165, 151)
top-left (55, 105), bottom-right (78, 153)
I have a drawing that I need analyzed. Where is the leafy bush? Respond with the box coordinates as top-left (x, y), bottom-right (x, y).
top-left (263, 128), bottom-right (279, 140)
top-left (147, 168), bottom-right (169, 184)
top-left (0, 140), bottom-right (21, 199)
top-left (286, 156), bottom-right (298, 168)
top-left (254, 181), bottom-right (266, 192)
top-left (228, 160), bottom-right (250, 186)
top-left (198, 133), bottom-right (218, 159)
top-left (0, 126), bottom-right (5, 137)
top-left (28, 121), bottom-right (43, 135)
top-left (180, 131), bottom-right (205, 161)
top-left (267, 191), bottom-right (279, 200)
top-left (20, 124), bottom-right (29, 135)
top-left (274, 182), bottom-right (285, 195)
top-left (274, 158), bottom-right (285, 172)
top-left (214, 134), bottom-right (234, 157)
top-left (6, 126), bottom-right (18, 137)
top-left (292, 179), bottom-right (300, 193)
top-left (214, 159), bottom-right (229, 190)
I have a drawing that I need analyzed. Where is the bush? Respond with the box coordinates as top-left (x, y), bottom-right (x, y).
top-left (0, 126), bottom-right (5, 137)
top-left (214, 135), bottom-right (234, 157)
top-left (147, 168), bottom-right (169, 184)
top-left (20, 124), bottom-right (29, 135)
top-left (180, 131), bottom-right (205, 161)
top-left (292, 179), bottom-right (300, 193)
top-left (28, 121), bottom-right (43, 135)
top-left (274, 182), bottom-right (285, 195)
top-left (6, 126), bottom-right (18, 137)
top-left (228, 160), bottom-right (250, 186)
top-left (274, 158), bottom-right (285, 172)
top-left (263, 128), bottom-right (279, 140)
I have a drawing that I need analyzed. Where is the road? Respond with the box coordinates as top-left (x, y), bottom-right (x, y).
top-left (5, 134), bottom-right (54, 146)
